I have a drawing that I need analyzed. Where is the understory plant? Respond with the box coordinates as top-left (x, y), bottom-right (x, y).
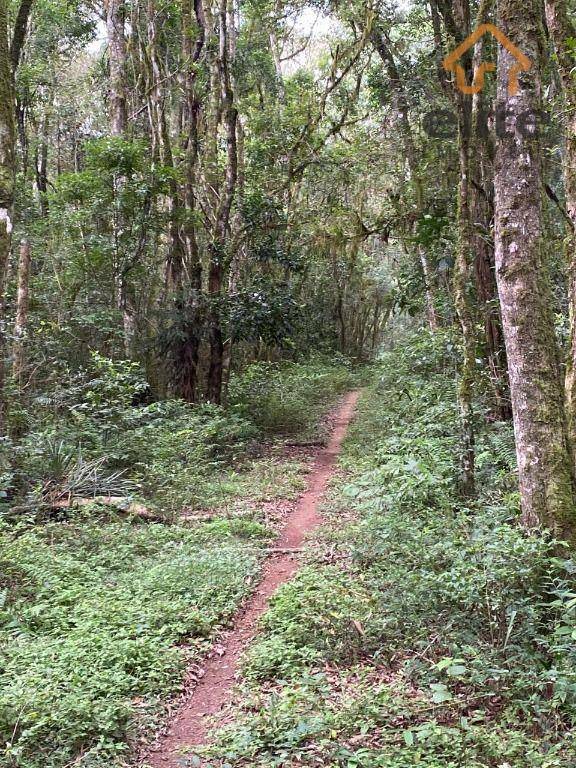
top-left (202, 332), bottom-right (576, 768)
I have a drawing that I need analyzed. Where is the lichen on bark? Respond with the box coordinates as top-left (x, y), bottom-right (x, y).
top-left (494, 0), bottom-right (576, 541)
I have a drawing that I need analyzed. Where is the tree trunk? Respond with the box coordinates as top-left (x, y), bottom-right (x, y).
top-left (10, 0), bottom-right (34, 70)
top-left (206, 0), bottom-right (238, 404)
top-left (494, 0), bottom-right (576, 538)
top-left (105, 0), bottom-right (136, 358)
top-left (371, 25), bottom-right (440, 332)
top-left (105, 0), bottom-right (128, 136)
top-left (470, 11), bottom-right (511, 421)
top-left (439, 0), bottom-right (477, 496)
top-left (12, 238), bottom-right (31, 387)
top-left (173, 0), bottom-right (206, 403)
top-left (454, 101), bottom-right (477, 497)
top-left (419, 247), bottom-right (439, 331)
top-left (0, 0), bottom-right (16, 434)
top-left (545, 0), bottom-right (576, 455)
top-left (36, 110), bottom-right (49, 216)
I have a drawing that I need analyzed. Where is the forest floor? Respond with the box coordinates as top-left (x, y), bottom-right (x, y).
top-left (143, 334), bottom-right (575, 768)
top-left (3, 341), bottom-right (576, 768)
top-left (0, 361), bottom-right (361, 768)
top-left (142, 392), bottom-right (361, 767)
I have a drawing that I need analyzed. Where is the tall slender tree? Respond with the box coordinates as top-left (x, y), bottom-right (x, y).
top-left (0, 0), bottom-right (16, 434)
top-left (432, 0), bottom-right (477, 495)
top-left (371, 23), bottom-right (440, 333)
top-left (12, 238), bottom-right (31, 388)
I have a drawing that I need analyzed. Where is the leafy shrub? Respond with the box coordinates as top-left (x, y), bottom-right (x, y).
top-left (244, 567), bottom-right (378, 680)
top-left (0, 354), bottom-right (360, 766)
top-left (229, 359), bottom-right (357, 434)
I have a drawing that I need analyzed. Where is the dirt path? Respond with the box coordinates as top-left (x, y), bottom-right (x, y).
top-left (142, 391), bottom-right (361, 767)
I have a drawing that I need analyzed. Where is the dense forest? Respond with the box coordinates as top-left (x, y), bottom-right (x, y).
top-left (1, 0), bottom-right (576, 765)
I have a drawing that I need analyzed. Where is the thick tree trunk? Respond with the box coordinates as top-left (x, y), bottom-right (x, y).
top-left (494, 0), bottom-right (576, 538)
top-left (545, 0), bottom-right (576, 455)
top-left (12, 238), bottom-right (31, 387)
top-left (0, 0), bottom-right (16, 434)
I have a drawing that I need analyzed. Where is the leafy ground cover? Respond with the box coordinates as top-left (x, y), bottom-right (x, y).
top-left (201, 332), bottom-right (576, 768)
top-left (0, 358), bottom-right (358, 768)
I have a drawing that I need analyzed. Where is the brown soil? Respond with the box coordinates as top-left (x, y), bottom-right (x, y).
top-left (141, 391), bottom-right (361, 767)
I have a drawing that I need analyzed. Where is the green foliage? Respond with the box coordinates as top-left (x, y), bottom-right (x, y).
top-left (125, 402), bottom-right (258, 514)
top-left (229, 359), bottom-right (358, 435)
top-left (9, 355), bottom-right (355, 518)
top-left (244, 567), bottom-right (377, 681)
top-left (0, 356), bottom-right (356, 766)
top-left (0, 520), bottom-right (260, 768)
top-left (204, 333), bottom-right (576, 768)
top-left (35, 440), bottom-right (137, 504)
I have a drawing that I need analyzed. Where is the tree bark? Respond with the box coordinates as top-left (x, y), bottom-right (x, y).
top-left (206, 0), bottom-right (238, 404)
top-left (433, 0), bottom-right (477, 495)
top-left (470, 5), bottom-right (512, 421)
top-left (544, 0), bottom-right (576, 455)
top-left (36, 110), bottom-right (49, 216)
top-left (494, 0), bottom-right (576, 538)
top-left (10, 0), bottom-right (33, 70)
top-left (172, 0), bottom-right (206, 403)
top-left (105, 0), bottom-right (137, 357)
top-left (12, 238), bottom-right (31, 387)
top-left (105, 0), bottom-right (128, 137)
top-left (454, 103), bottom-right (477, 496)
top-left (0, 0), bottom-right (16, 434)
top-left (371, 25), bottom-right (440, 332)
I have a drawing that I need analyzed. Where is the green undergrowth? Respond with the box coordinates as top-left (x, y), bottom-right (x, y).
top-left (4, 356), bottom-right (359, 519)
top-left (0, 358), bottom-right (358, 768)
top-left (199, 332), bottom-right (576, 768)
top-left (228, 359), bottom-right (357, 438)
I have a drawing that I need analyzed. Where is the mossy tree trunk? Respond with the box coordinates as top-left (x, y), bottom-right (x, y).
top-left (0, 0), bottom-right (16, 434)
top-left (470, 6), bottom-right (512, 421)
top-left (432, 0), bottom-right (477, 495)
top-left (545, 0), bottom-right (576, 458)
top-left (494, 0), bottom-right (576, 538)
top-left (105, 0), bottom-right (127, 137)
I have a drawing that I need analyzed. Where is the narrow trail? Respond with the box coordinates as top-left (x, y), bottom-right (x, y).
top-left (142, 390), bottom-right (361, 767)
